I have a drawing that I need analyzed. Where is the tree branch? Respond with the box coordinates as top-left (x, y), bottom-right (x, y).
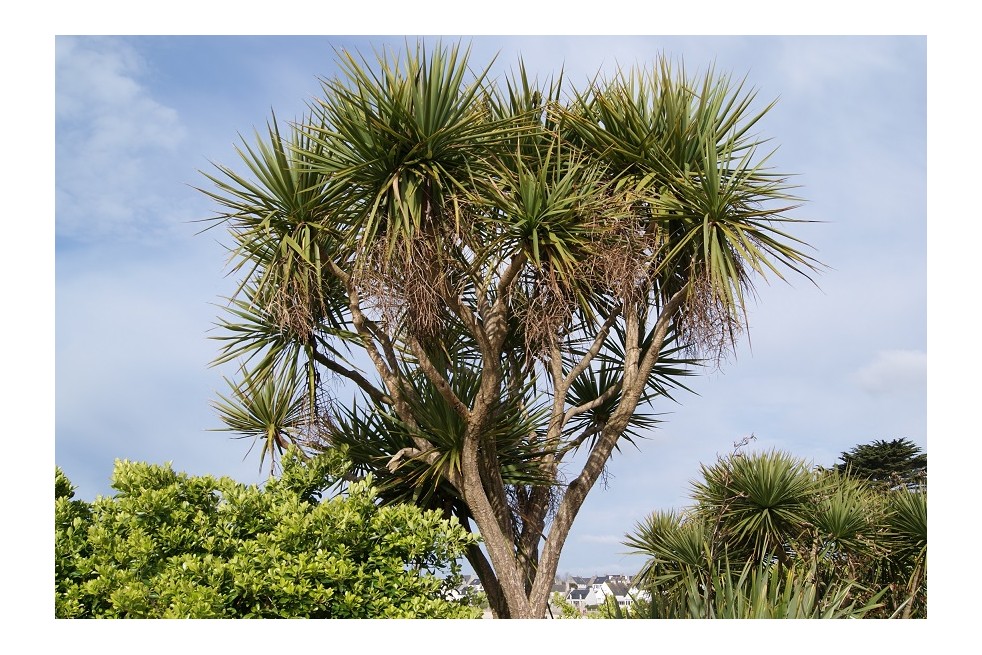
top-left (561, 381), bottom-right (623, 430)
top-left (445, 291), bottom-right (492, 356)
top-left (385, 446), bottom-right (447, 475)
top-left (309, 348), bottom-right (391, 406)
top-left (326, 260), bottom-right (446, 480)
top-left (327, 262), bottom-right (396, 382)
top-left (562, 305), bottom-right (622, 390)
top-left (463, 533), bottom-right (510, 618)
top-left (408, 337), bottom-right (471, 420)
top-left (554, 423), bottom-right (603, 460)
top-left (495, 251), bottom-right (528, 301)
top-left (486, 252), bottom-right (527, 348)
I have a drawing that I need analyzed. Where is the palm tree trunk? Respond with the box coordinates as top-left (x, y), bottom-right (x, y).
top-left (465, 543), bottom-right (510, 619)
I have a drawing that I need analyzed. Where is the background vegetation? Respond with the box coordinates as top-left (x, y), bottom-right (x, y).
top-left (54, 438), bottom-right (925, 619)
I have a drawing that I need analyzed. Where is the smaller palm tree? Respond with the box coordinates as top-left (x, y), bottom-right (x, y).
top-left (625, 449), bottom-right (926, 618)
top-left (691, 449), bottom-right (815, 565)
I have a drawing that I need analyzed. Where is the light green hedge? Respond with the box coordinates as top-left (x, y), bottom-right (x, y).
top-left (55, 448), bottom-right (479, 618)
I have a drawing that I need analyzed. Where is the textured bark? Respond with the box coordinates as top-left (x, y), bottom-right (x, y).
top-left (464, 542), bottom-right (510, 618)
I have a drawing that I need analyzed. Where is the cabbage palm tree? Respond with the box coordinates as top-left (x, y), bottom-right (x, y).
top-left (200, 41), bottom-right (817, 618)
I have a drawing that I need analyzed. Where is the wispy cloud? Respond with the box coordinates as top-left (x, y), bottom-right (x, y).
top-left (854, 349), bottom-right (927, 396)
top-left (773, 37), bottom-right (914, 98)
top-left (56, 37), bottom-right (188, 243)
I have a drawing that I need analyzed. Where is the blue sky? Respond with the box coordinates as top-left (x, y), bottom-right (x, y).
top-left (54, 35), bottom-right (927, 577)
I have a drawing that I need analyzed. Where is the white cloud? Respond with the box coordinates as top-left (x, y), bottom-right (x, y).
top-left (56, 37), bottom-right (189, 243)
top-left (56, 37), bottom-right (185, 150)
top-left (854, 349), bottom-right (927, 395)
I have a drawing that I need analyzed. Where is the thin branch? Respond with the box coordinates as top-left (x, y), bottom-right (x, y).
top-left (545, 340), bottom-right (566, 442)
top-left (622, 300), bottom-right (642, 389)
top-left (327, 261), bottom-right (395, 381)
top-left (326, 260), bottom-right (437, 462)
top-left (570, 287), bottom-right (690, 490)
top-left (445, 291), bottom-right (492, 356)
top-left (386, 447), bottom-right (422, 472)
top-left (562, 385), bottom-right (622, 429)
top-left (634, 287), bottom-right (690, 389)
top-left (495, 251), bottom-right (528, 301)
top-left (530, 285), bottom-right (690, 614)
top-left (486, 252), bottom-right (528, 348)
top-left (554, 423), bottom-right (603, 460)
top-left (561, 305), bottom-right (623, 390)
top-left (309, 348), bottom-right (391, 405)
top-left (408, 337), bottom-right (471, 420)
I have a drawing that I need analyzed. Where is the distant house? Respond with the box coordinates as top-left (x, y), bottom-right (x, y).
top-left (450, 574), bottom-right (485, 602)
top-left (586, 577), bottom-right (633, 609)
top-left (568, 575), bottom-right (594, 590)
top-left (591, 574), bottom-right (631, 588)
top-left (455, 572), bottom-right (648, 615)
top-left (603, 581), bottom-right (633, 608)
top-left (566, 587), bottom-right (592, 612)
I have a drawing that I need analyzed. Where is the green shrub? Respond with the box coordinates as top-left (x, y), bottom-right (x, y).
top-left (55, 448), bottom-right (479, 618)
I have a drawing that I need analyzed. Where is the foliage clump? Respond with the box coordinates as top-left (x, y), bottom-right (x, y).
top-left (55, 448), bottom-right (479, 618)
